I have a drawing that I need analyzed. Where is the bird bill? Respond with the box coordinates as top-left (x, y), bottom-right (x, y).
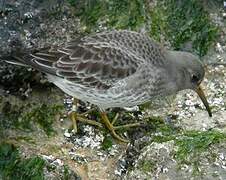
top-left (195, 86), bottom-right (212, 117)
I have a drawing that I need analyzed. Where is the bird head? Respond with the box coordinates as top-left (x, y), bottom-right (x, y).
top-left (166, 50), bottom-right (212, 117)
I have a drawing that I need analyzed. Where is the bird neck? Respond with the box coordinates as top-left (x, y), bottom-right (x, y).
top-left (164, 50), bottom-right (190, 91)
top-left (164, 50), bottom-right (184, 65)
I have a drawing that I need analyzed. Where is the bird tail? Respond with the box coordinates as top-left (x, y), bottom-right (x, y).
top-left (1, 53), bottom-right (31, 67)
top-left (1, 48), bottom-right (57, 75)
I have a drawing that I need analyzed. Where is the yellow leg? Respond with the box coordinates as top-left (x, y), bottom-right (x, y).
top-left (110, 113), bottom-right (141, 130)
top-left (114, 123), bottom-right (141, 130)
top-left (100, 112), bottom-right (129, 143)
top-left (69, 108), bottom-right (103, 131)
top-left (69, 98), bottom-right (103, 131)
top-left (69, 98), bottom-right (79, 133)
top-left (68, 100), bottom-right (141, 143)
top-left (76, 115), bottom-right (103, 128)
top-left (70, 111), bottom-right (78, 133)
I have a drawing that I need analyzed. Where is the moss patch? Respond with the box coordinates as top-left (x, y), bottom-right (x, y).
top-left (147, 116), bottom-right (181, 141)
top-left (0, 142), bottom-right (46, 180)
top-left (147, 117), bottom-right (226, 175)
top-left (1, 102), bottom-right (63, 136)
top-left (174, 130), bottom-right (226, 165)
top-left (68, 0), bottom-right (149, 33)
top-left (139, 160), bottom-right (155, 174)
top-left (68, 0), bottom-right (218, 57)
top-left (0, 142), bottom-right (79, 179)
top-left (101, 136), bottom-right (113, 150)
top-left (63, 165), bottom-right (70, 180)
top-left (20, 104), bottom-right (63, 136)
top-left (150, 0), bottom-right (219, 56)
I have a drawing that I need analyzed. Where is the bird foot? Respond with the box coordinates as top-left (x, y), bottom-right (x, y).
top-left (113, 123), bottom-right (141, 130)
top-left (69, 111), bottom-right (78, 133)
top-left (69, 110), bottom-right (103, 133)
top-left (69, 110), bottom-right (142, 143)
top-left (100, 112), bottom-right (142, 143)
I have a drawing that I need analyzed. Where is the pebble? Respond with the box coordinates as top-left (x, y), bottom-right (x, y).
top-left (64, 130), bottom-right (71, 138)
top-left (52, 159), bottom-right (64, 166)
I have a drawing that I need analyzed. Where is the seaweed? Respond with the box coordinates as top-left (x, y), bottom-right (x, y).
top-left (68, 0), bottom-right (218, 56)
top-left (1, 102), bottom-right (63, 136)
top-left (0, 142), bottom-right (46, 180)
top-left (148, 0), bottom-right (219, 56)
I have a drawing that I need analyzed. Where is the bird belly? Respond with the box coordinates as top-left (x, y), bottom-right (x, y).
top-left (47, 75), bottom-right (151, 108)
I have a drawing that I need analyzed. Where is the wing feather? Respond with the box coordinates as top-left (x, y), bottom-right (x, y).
top-left (28, 30), bottom-right (161, 90)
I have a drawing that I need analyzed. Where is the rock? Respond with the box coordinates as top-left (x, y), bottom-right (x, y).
top-left (126, 141), bottom-right (176, 179)
top-left (64, 130), bottom-right (71, 138)
top-left (1, 1), bottom-right (226, 179)
top-left (0, 0), bottom-right (80, 94)
top-left (126, 141), bottom-right (226, 180)
top-left (0, 0), bottom-right (80, 56)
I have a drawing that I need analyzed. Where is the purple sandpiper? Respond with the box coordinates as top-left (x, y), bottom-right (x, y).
top-left (2, 30), bottom-right (212, 142)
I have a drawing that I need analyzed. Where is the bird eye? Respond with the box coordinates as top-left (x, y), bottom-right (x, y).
top-left (191, 74), bottom-right (199, 83)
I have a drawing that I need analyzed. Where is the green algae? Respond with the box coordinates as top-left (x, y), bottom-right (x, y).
top-left (174, 130), bottom-right (226, 163)
top-left (68, 0), bottom-right (149, 33)
top-left (146, 116), bottom-right (226, 175)
top-left (101, 136), bottom-right (113, 150)
top-left (163, 0), bottom-right (218, 57)
top-left (1, 102), bottom-right (63, 136)
top-left (20, 104), bottom-right (63, 136)
top-left (147, 116), bottom-right (181, 141)
top-left (62, 165), bottom-right (81, 180)
top-left (68, 0), bottom-right (218, 57)
top-left (0, 142), bottom-right (78, 180)
top-left (0, 142), bottom-right (46, 180)
top-left (139, 160), bottom-right (155, 174)
top-left (63, 165), bottom-right (70, 180)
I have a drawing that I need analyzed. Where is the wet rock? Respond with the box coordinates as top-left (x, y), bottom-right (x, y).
top-left (68, 125), bottom-right (104, 149)
top-left (0, 1), bottom-right (226, 179)
top-left (126, 141), bottom-right (176, 179)
top-left (43, 158), bottom-right (81, 180)
top-left (0, 0), bottom-right (79, 56)
top-left (126, 141), bottom-right (226, 180)
top-left (0, 0), bottom-right (80, 94)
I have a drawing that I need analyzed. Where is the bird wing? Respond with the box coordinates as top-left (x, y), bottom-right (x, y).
top-left (29, 35), bottom-right (143, 90)
top-left (85, 30), bottom-right (166, 66)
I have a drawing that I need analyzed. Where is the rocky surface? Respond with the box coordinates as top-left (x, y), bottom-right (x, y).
top-left (0, 0), bottom-right (226, 180)
top-left (120, 62), bottom-right (226, 179)
top-left (0, 0), bottom-right (80, 56)
top-left (0, 0), bottom-right (81, 95)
